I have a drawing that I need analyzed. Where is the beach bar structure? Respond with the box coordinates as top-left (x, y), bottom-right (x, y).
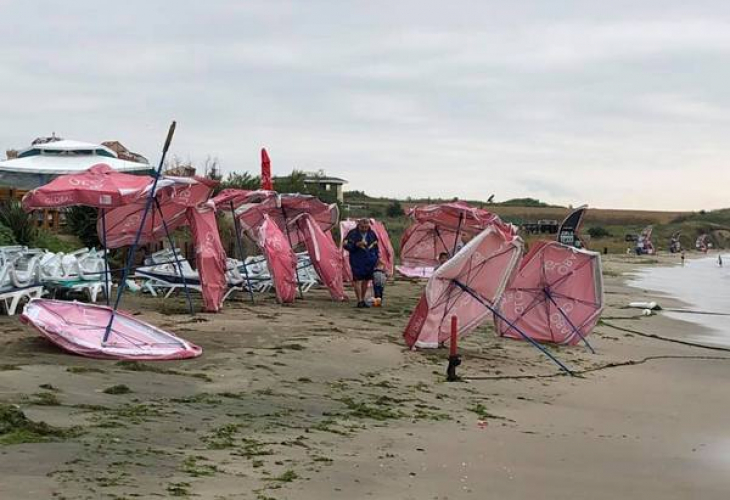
top-left (0, 138), bottom-right (152, 229)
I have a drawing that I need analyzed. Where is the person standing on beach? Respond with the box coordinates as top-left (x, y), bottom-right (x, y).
top-left (344, 218), bottom-right (379, 308)
top-left (681, 250), bottom-right (686, 266)
top-left (719, 254), bottom-right (723, 267)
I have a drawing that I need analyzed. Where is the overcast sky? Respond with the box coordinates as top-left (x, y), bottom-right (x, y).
top-left (2, 1), bottom-right (729, 210)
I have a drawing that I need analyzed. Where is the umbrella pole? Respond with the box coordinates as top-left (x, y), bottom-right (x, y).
top-left (434, 227), bottom-right (450, 259)
top-left (452, 213), bottom-right (464, 256)
top-left (230, 201), bottom-right (255, 303)
top-left (103, 121), bottom-right (177, 344)
top-left (452, 280), bottom-right (573, 376)
top-left (155, 198), bottom-right (194, 315)
top-left (543, 289), bottom-right (596, 354)
top-left (100, 208), bottom-right (111, 306)
top-left (281, 205), bottom-right (304, 300)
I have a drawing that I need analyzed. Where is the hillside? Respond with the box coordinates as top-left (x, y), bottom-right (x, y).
top-left (342, 192), bottom-right (730, 254)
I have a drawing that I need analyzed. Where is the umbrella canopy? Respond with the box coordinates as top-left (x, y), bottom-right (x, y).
top-left (261, 148), bottom-right (273, 190)
top-left (235, 193), bottom-right (339, 248)
top-left (495, 241), bottom-right (604, 346)
top-left (340, 218), bottom-right (395, 281)
top-left (400, 201), bottom-right (515, 269)
top-left (187, 203), bottom-right (228, 312)
top-left (403, 226), bottom-right (523, 348)
top-left (400, 221), bottom-right (459, 269)
top-left (22, 163), bottom-right (153, 210)
top-left (410, 201), bottom-right (504, 233)
top-left (101, 176), bottom-right (217, 248)
top-left (258, 215), bottom-right (297, 304)
top-left (211, 189), bottom-right (277, 211)
top-left (291, 213), bottom-right (347, 301)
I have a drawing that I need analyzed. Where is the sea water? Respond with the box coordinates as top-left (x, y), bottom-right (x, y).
top-left (626, 256), bottom-right (730, 347)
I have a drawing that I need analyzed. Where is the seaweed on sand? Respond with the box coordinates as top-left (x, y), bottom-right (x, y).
top-left (0, 404), bottom-right (78, 445)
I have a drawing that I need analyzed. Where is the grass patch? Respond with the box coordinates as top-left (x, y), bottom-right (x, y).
top-left (204, 423), bottom-right (242, 449)
top-left (166, 481), bottom-right (192, 496)
top-left (171, 393), bottom-right (222, 405)
top-left (181, 455), bottom-right (219, 477)
top-left (31, 392), bottom-right (62, 406)
top-left (271, 470), bottom-right (298, 483)
top-left (468, 402), bottom-right (501, 419)
top-left (232, 438), bottom-right (274, 459)
top-left (67, 366), bottom-right (105, 374)
top-left (0, 404), bottom-right (78, 445)
top-left (0, 364), bottom-right (20, 371)
top-left (115, 360), bottom-right (211, 382)
top-left (338, 396), bottom-right (405, 421)
top-left (103, 384), bottom-right (132, 395)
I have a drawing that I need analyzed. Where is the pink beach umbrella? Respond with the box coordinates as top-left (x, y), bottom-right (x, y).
top-left (22, 163), bottom-right (152, 210)
top-left (495, 241), bottom-right (604, 349)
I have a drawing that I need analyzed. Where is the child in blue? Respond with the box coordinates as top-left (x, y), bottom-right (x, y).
top-left (344, 218), bottom-right (379, 308)
top-left (372, 259), bottom-right (387, 307)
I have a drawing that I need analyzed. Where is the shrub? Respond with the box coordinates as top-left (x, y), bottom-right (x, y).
top-left (217, 171), bottom-right (261, 194)
top-left (0, 200), bottom-right (36, 245)
top-left (32, 230), bottom-right (79, 253)
top-left (65, 206), bottom-right (100, 248)
top-left (0, 223), bottom-right (17, 245)
top-left (386, 200), bottom-right (404, 218)
top-left (587, 226), bottom-right (612, 239)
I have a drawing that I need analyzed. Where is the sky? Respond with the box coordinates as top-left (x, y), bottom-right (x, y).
top-left (1, 1), bottom-right (729, 211)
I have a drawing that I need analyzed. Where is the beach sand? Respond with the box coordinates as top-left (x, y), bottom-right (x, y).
top-left (0, 253), bottom-right (728, 499)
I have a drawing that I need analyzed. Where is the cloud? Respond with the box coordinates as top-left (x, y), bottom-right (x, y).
top-left (1, 1), bottom-right (729, 210)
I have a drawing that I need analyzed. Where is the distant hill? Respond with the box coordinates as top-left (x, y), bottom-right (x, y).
top-left (342, 190), bottom-right (730, 252)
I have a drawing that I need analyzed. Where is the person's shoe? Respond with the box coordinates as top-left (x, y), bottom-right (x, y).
top-left (373, 298), bottom-right (382, 307)
top-left (356, 301), bottom-right (366, 308)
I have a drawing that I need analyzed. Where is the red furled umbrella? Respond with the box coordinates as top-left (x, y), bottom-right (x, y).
top-left (22, 163), bottom-right (152, 210)
top-left (495, 241), bottom-right (603, 349)
top-left (291, 213), bottom-right (347, 301)
top-left (187, 203), bottom-right (228, 312)
top-left (258, 215), bottom-right (297, 304)
top-left (261, 148), bottom-right (273, 191)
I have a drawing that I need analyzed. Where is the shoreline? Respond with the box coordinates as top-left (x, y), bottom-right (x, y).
top-left (0, 253), bottom-right (729, 499)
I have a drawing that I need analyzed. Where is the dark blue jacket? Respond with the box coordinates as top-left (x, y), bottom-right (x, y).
top-left (344, 228), bottom-right (379, 277)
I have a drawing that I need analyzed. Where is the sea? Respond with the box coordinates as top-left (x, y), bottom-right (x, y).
top-left (626, 255), bottom-right (730, 347)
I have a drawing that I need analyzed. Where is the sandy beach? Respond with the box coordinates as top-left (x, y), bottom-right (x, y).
top-left (0, 253), bottom-right (728, 499)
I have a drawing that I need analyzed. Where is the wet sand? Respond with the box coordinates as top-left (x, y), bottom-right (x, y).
top-left (1, 253), bottom-right (729, 499)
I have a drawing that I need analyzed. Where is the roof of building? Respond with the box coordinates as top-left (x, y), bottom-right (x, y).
top-left (0, 139), bottom-right (152, 189)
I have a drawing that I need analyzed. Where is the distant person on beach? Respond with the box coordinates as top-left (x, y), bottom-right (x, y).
top-left (344, 218), bottom-right (379, 308)
top-left (681, 251), bottom-right (686, 266)
top-left (719, 254), bottom-right (723, 267)
top-left (456, 233), bottom-right (472, 253)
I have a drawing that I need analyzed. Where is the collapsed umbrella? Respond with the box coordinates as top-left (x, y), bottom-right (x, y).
top-left (495, 241), bottom-right (603, 351)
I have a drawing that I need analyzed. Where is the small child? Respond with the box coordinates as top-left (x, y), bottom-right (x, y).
top-left (372, 260), bottom-right (387, 307)
top-left (437, 252), bottom-right (449, 268)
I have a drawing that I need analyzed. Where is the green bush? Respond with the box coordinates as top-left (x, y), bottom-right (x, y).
top-left (386, 200), bottom-right (404, 218)
top-left (587, 226), bottom-right (612, 239)
top-left (0, 223), bottom-right (17, 245)
top-left (32, 230), bottom-right (79, 253)
top-left (65, 206), bottom-right (100, 248)
top-left (0, 200), bottom-right (36, 245)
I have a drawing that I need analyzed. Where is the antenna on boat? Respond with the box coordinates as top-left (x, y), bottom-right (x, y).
top-left (102, 121), bottom-right (177, 344)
